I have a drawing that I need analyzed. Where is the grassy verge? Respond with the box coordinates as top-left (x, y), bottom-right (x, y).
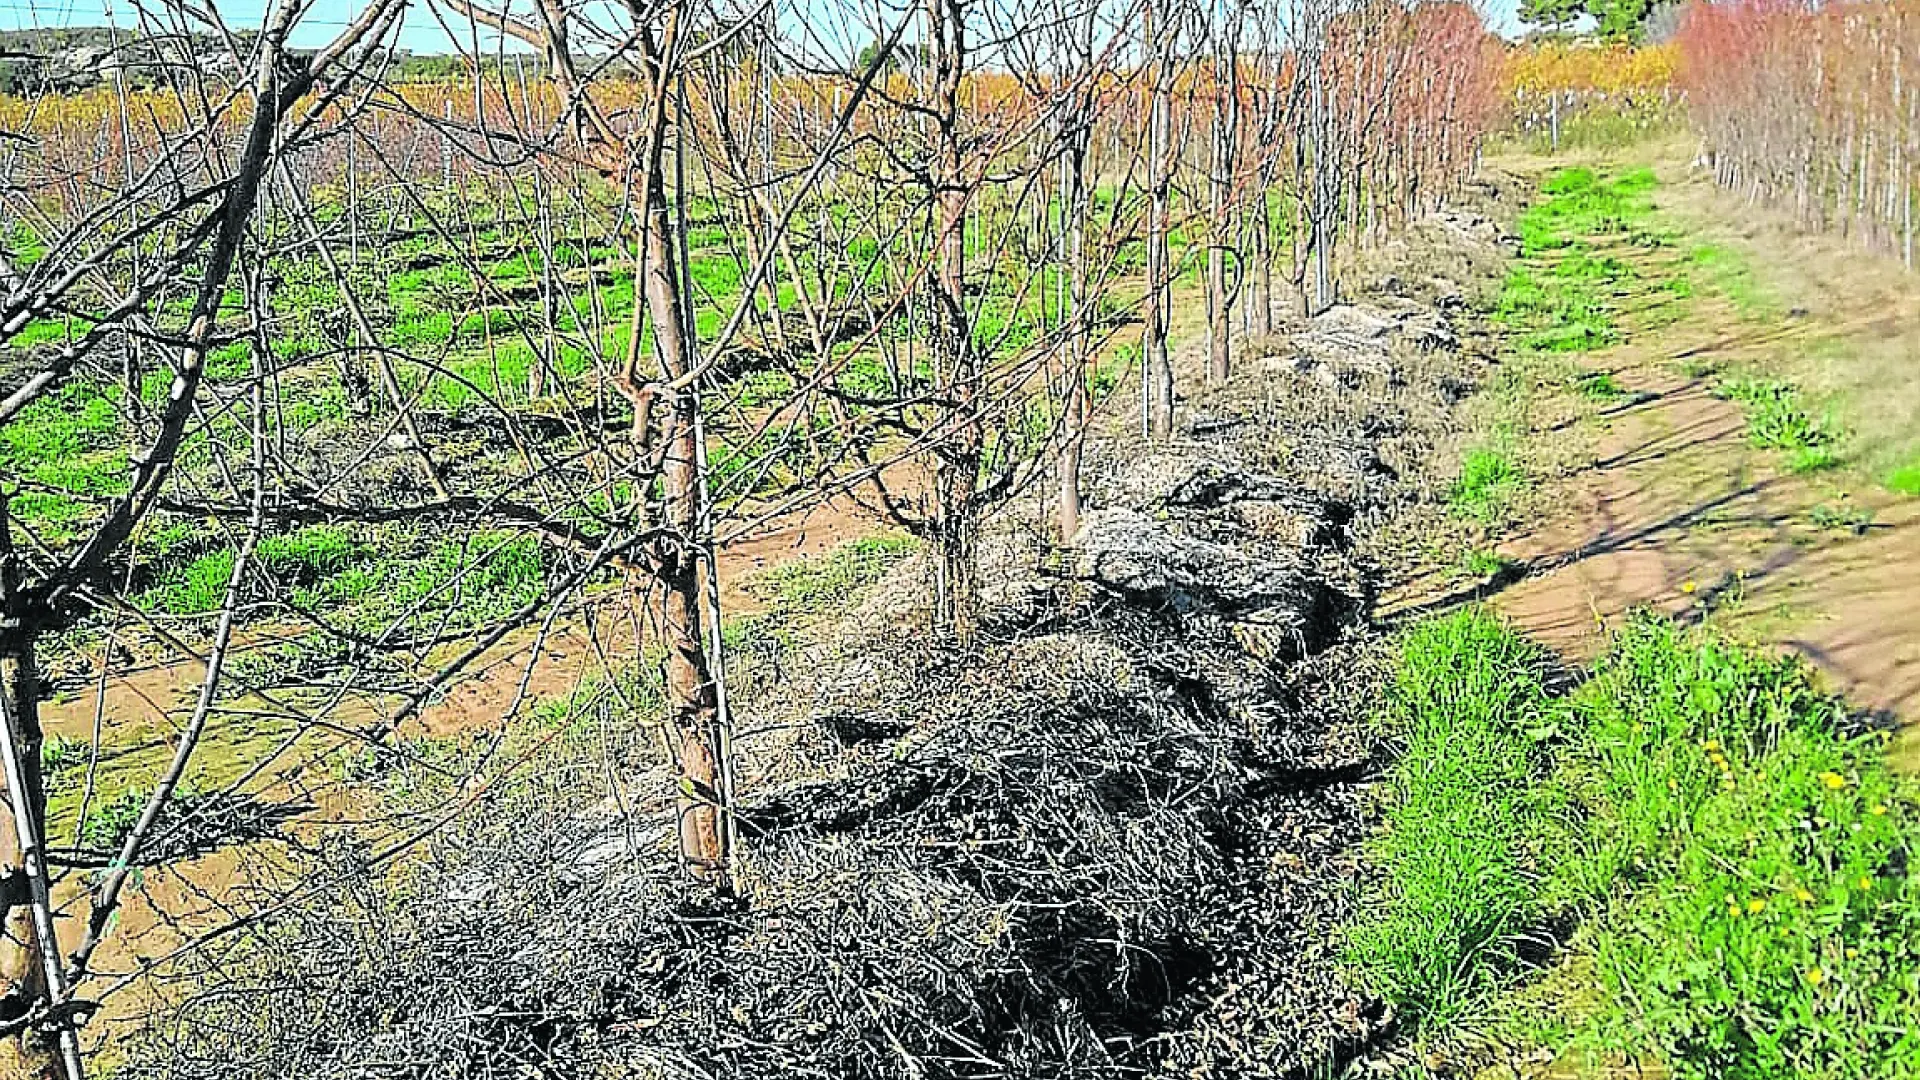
top-left (1351, 608), bottom-right (1920, 1078)
top-left (1346, 609), bottom-right (1568, 1026)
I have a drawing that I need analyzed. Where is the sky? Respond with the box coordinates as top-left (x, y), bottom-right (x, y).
top-left (0, 0), bottom-right (1529, 54)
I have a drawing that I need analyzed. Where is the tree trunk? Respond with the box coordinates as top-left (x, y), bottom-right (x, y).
top-left (0, 639), bottom-right (58, 1079)
top-left (1144, 1), bottom-right (1174, 440)
top-left (1058, 109), bottom-right (1091, 543)
top-left (928, 0), bottom-right (980, 641)
top-left (634, 39), bottom-right (727, 878)
top-left (1206, 56), bottom-right (1233, 384)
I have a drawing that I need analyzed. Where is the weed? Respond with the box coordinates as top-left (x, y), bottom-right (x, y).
top-left (1809, 503), bottom-right (1874, 536)
top-left (1355, 610), bottom-right (1920, 1080)
top-left (838, 352), bottom-right (898, 400)
top-left (138, 548), bottom-right (236, 615)
top-left (734, 369), bottom-right (797, 409)
top-left (531, 665), bottom-right (665, 731)
top-left (721, 614), bottom-right (794, 662)
top-left (387, 311), bottom-right (454, 351)
top-left (1718, 378), bottom-right (1839, 472)
top-left (1549, 616), bottom-right (1917, 1080)
top-left (79, 786), bottom-right (215, 857)
top-left (258, 526), bottom-right (358, 584)
top-left (40, 735), bottom-right (84, 779)
top-left (9, 317), bottom-right (80, 349)
top-left (1460, 548), bottom-right (1513, 578)
top-left (1449, 446), bottom-right (1524, 522)
top-left (1573, 370), bottom-right (1624, 400)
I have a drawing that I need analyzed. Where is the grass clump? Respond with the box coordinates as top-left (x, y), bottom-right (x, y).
top-left (1460, 548), bottom-right (1513, 578)
top-left (1345, 609), bottom-right (1566, 1026)
top-left (40, 736), bottom-right (85, 779)
top-left (1449, 446), bottom-right (1524, 522)
top-left (1886, 458), bottom-right (1920, 497)
top-left (1809, 503), bottom-right (1875, 535)
top-left (1718, 378), bottom-right (1840, 472)
top-left (1573, 370), bottom-right (1624, 400)
top-left (1353, 609), bottom-right (1920, 1079)
top-left (138, 548), bottom-right (237, 615)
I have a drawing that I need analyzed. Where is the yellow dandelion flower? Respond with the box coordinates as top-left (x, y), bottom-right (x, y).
top-left (1870, 804), bottom-right (1889, 816)
top-left (1795, 888), bottom-right (1815, 903)
top-left (1859, 876), bottom-right (1873, 891)
top-left (1820, 772), bottom-right (1849, 790)
top-left (1701, 739), bottom-right (1721, 752)
top-left (1806, 967), bottom-right (1825, 986)
top-left (1746, 899), bottom-right (1766, 914)
top-left (1846, 948), bottom-right (1860, 959)
top-left (1681, 580), bottom-right (1698, 594)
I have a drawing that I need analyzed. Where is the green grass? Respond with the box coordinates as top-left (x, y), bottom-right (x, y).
top-left (1495, 167), bottom-right (1670, 355)
top-left (1449, 446), bottom-right (1524, 523)
top-left (1886, 458), bottom-right (1920, 497)
top-left (746, 534), bottom-right (919, 614)
top-left (0, 381), bottom-right (127, 542)
top-left (1345, 609), bottom-right (1567, 1026)
top-left (529, 663), bottom-right (665, 731)
top-left (1809, 503), bottom-right (1875, 535)
top-left (1352, 609), bottom-right (1920, 1078)
top-left (8, 316), bottom-right (85, 349)
top-left (1573, 370), bottom-right (1625, 400)
top-left (134, 525), bottom-right (546, 627)
top-left (41, 735), bottom-right (84, 778)
top-left (1493, 265), bottom-right (1618, 353)
top-left (1550, 617), bottom-right (1919, 1079)
top-left (1517, 166), bottom-right (1657, 257)
top-left (1461, 548), bottom-right (1513, 578)
top-left (137, 548), bottom-right (237, 615)
top-left (1689, 243), bottom-right (1774, 319)
top-left (74, 786), bottom-right (234, 862)
top-left (1718, 378), bottom-right (1840, 473)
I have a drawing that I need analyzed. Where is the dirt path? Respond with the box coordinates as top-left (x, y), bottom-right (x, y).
top-left (1477, 154), bottom-right (1920, 758)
